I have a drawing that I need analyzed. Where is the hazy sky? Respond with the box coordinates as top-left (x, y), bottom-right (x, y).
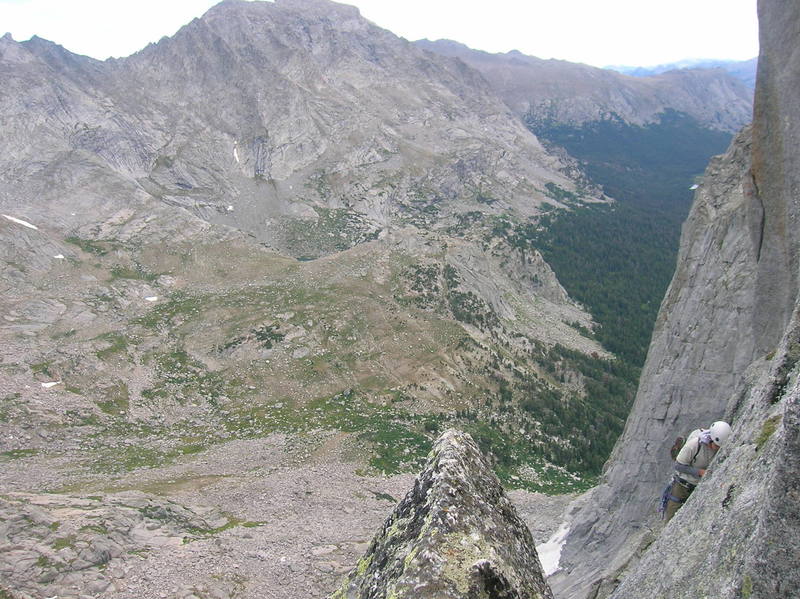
top-left (0, 0), bottom-right (759, 67)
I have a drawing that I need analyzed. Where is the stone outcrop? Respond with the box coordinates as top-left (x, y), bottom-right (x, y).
top-left (0, 492), bottom-right (232, 599)
top-left (550, 1), bottom-right (800, 597)
top-left (332, 430), bottom-right (553, 599)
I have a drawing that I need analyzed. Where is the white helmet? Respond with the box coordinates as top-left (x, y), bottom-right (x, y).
top-left (709, 421), bottom-right (732, 446)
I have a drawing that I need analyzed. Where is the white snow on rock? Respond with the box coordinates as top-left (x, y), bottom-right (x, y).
top-left (54, 254), bottom-right (65, 260)
top-left (234, 146), bottom-right (240, 163)
top-left (41, 381), bottom-right (62, 389)
top-left (536, 520), bottom-right (570, 576)
top-left (2, 214), bottom-right (39, 230)
top-left (144, 296), bottom-right (159, 302)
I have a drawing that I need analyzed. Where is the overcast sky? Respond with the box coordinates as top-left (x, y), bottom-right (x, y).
top-left (0, 0), bottom-right (759, 67)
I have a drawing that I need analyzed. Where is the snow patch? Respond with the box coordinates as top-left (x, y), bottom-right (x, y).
top-left (535, 520), bottom-right (570, 576)
top-left (2, 214), bottom-right (38, 230)
top-left (234, 145), bottom-right (240, 164)
top-left (41, 381), bottom-right (62, 389)
top-left (54, 254), bottom-right (65, 260)
top-left (144, 296), bottom-right (159, 302)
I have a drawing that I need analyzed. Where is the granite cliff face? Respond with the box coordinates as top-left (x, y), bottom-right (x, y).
top-left (333, 430), bottom-right (553, 599)
top-left (550, 1), bottom-right (800, 597)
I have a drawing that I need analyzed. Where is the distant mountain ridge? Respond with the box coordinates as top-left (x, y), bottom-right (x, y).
top-left (417, 37), bottom-right (749, 367)
top-left (2, 0), bottom-right (580, 255)
top-left (415, 39), bottom-right (753, 131)
top-left (607, 57), bottom-right (758, 88)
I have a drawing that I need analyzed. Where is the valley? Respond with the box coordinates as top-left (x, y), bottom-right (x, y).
top-left (0, 1), bottom-right (761, 597)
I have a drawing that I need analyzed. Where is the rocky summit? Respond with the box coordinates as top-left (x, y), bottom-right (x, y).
top-left (332, 429), bottom-right (553, 599)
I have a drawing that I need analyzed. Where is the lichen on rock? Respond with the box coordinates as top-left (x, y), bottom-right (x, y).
top-left (331, 429), bottom-right (553, 599)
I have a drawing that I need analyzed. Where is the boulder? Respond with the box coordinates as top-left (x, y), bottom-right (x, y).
top-left (332, 429), bottom-right (553, 599)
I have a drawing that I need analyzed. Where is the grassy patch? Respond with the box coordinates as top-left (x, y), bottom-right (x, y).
top-left (95, 332), bottom-right (129, 360)
top-left (741, 574), bottom-right (753, 598)
top-left (80, 523), bottom-right (110, 535)
top-left (279, 208), bottom-right (380, 260)
top-left (110, 264), bottom-right (158, 281)
top-left (30, 361), bottom-right (54, 377)
top-left (134, 291), bottom-right (209, 330)
top-left (222, 390), bottom-right (433, 474)
top-left (0, 448), bottom-right (39, 461)
top-left (37, 555), bottom-right (57, 568)
top-left (141, 347), bottom-right (243, 406)
top-left (544, 182), bottom-right (580, 204)
top-left (755, 414), bottom-right (782, 451)
top-left (52, 535), bottom-right (77, 550)
top-left (90, 446), bottom-right (169, 474)
top-left (96, 381), bottom-right (130, 416)
top-left (65, 236), bottom-right (115, 256)
top-left (770, 339), bottom-right (800, 403)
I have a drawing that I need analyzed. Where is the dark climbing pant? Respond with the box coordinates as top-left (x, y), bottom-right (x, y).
top-left (664, 480), bottom-right (693, 522)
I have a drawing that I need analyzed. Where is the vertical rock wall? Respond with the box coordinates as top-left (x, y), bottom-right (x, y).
top-left (609, 311), bottom-right (800, 599)
top-left (551, 1), bottom-right (800, 597)
top-left (750, 0), bottom-right (800, 350)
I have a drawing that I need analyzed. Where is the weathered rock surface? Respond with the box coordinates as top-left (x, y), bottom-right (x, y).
top-left (550, 1), bottom-right (800, 597)
top-left (0, 491), bottom-right (230, 599)
top-left (750, 0), bottom-right (800, 353)
top-left (332, 430), bottom-right (553, 599)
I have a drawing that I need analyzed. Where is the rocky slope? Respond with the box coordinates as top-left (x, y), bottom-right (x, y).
top-left (549, 1), bottom-right (800, 597)
top-left (416, 40), bottom-right (753, 132)
top-left (0, 2), bottom-right (623, 597)
top-left (0, 0), bottom-right (610, 492)
top-left (0, 0), bottom-right (582, 257)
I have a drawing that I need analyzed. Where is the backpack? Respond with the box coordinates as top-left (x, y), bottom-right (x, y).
top-left (657, 429), bottom-right (703, 517)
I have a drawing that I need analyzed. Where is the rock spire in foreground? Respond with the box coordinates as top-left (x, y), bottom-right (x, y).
top-left (331, 429), bottom-right (553, 599)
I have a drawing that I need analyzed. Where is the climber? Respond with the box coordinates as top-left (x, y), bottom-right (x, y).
top-left (661, 420), bottom-right (731, 522)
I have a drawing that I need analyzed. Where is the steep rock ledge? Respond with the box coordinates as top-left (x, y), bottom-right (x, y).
top-left (611, 309), bottom-right (800, 598)
top-left (331, 429), bottom-right (553, 599)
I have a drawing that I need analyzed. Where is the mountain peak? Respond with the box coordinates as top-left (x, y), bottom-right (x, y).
top-left (204, 0), bottom-right (363, 22)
